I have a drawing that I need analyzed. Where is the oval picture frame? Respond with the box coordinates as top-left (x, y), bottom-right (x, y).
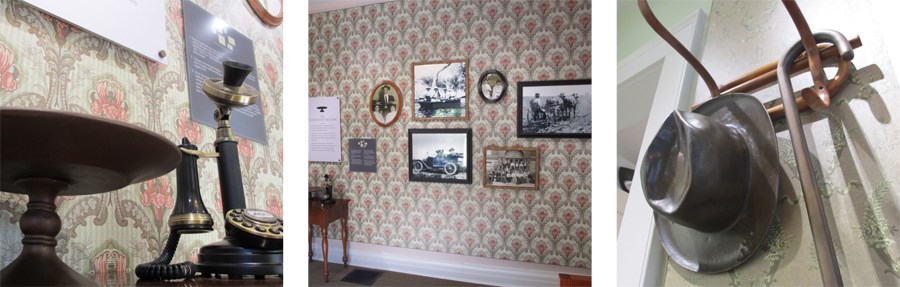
top-left (248, 0), bottom-right (283, 27)
top-left (369, 81), bottom-right (404, 127)
top-left (478, 69), bottom-right (508, 103)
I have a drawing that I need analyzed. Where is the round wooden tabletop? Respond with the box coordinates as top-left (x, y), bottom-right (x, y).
top-left (0, 108), bottom-right (181, 196)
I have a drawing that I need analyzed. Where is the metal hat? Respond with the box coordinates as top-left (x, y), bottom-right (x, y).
top-left (640, 94), bottom-right (779, 273)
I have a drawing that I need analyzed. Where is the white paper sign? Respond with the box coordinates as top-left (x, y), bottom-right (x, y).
top-left (309, 96), bottom-right (341, 162)
top-left (23, 0), bottom-right (168, 64)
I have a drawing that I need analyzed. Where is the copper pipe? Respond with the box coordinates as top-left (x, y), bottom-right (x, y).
top-left (693, 38), bottom-right (859, 118)
top-left (720, 36), bottom-right (861, 94)
top-left (767, 58), bottom-right (852, 119)
top-left (783, 0), bottom-right (829, 105)
top-left (637, 0), bottom-right (720, 97)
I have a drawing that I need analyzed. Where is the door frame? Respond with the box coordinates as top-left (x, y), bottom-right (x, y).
top-left (616, 10), bottom-right (707, 286)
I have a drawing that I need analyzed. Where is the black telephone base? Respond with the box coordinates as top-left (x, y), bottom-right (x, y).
top-left (196, 237), bottom-right (283, 279)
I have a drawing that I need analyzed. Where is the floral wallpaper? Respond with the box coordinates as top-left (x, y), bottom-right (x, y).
top-left (308, 0), bottom-right (592, 268)
top-left (0, 0), bottom-right (283, 284)
top-left (664, 0), bottom-right (900, 285)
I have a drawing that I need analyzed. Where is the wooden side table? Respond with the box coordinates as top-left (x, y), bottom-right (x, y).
top-left (0, 109), bottom-right (181, 286)
top-left (308, 198), bottom-right (350, 282)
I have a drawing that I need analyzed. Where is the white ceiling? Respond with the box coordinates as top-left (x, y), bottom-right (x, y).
top-left (309, 0), bottom-right (398, 14)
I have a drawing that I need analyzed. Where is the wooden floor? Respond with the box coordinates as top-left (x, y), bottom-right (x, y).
top-left (308, 261), bottom-right (488, 287)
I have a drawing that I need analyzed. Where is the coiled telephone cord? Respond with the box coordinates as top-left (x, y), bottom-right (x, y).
top-left (135, 232), bottom-right (197, 280)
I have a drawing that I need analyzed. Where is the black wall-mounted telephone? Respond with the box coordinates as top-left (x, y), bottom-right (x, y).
top-left (136, 61), bottom-right (283, 281)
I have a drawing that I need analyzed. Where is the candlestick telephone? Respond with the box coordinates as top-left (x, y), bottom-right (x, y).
top-left (136, 61), bottom-right (283, 281)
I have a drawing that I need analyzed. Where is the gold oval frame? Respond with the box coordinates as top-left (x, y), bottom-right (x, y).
top-left (368, 81), bottom-right (404, 127)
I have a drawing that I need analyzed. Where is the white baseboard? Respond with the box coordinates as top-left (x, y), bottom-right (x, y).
top-left (308, 237), bottom-right (591, 287)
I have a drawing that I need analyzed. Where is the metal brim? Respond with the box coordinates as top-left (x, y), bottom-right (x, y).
top-left (654, 93), bottom-right (780, 273)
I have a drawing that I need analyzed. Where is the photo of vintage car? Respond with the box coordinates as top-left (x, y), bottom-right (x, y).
top-left (408, 128), bottom-right (472, 184)
top-left (412, 148), bottom-right (465, 175)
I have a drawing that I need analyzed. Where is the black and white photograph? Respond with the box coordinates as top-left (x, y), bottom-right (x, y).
top-left (483, 146), bottom-right (540, 190)
top-left (369, 81), bottom-right (403, 127)
top-left (408, 128), bottom-right (472, 184)
top-left (412, 60), bottom-right (469, 120)
top-left (517, 79), bottom-right (592, 138)
top-left (478, 69), bottom-right (508, 103)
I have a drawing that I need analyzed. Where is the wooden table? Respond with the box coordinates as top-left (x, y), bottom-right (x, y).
top-left (308, 198), bottom-right (350, 282)
top-left (0, 109), bottom-right (181, 286)
top-left (559, 273), bottom-right (591, 287)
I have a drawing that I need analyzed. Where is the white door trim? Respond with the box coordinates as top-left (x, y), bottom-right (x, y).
top-left (616, 10), bottom-right (708, 286)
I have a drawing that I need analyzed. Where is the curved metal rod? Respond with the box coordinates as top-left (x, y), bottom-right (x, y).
top-left (783, 0), bottom-right (829, 104)
top-left (637, 0), bottom-right (720, 98)
top-left (768, 54), bottom-right (853, 119)
top-left (777, 29), bottom-right (851, 287)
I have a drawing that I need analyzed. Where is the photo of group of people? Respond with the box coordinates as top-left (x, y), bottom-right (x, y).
top-left (483, 147), bottom-right (539, 190)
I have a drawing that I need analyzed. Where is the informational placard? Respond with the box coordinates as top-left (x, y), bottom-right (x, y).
top-left (309, 97), bottom-right (341, 162)
top-left (23, 0), bottom-right (167, 64)
top-left (349, 138), bottom-right (377, 172)
top-left (183, 0), bottom-right (267, 144)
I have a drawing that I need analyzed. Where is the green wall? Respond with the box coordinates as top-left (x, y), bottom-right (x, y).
top-left (617, 0), bottom-right (711, 61)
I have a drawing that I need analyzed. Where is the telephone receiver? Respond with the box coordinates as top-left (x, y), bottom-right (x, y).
top-left (135, 139), bottom-right (283, 280)
top-left (136, 61), bottom-right (283, 281)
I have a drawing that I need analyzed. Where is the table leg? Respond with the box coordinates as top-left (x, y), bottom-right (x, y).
top-left (323, 227), bottom-right (329, 282)
top-left (342, 217), bottom-right (348, 268)
top-left (1, 178), bottom-right (97, 286)
top-left (308, 224), bottom-right (313, 261)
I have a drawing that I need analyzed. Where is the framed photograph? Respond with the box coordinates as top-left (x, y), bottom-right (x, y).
top-left (408, 128), bottom-right (472, 184)
top-left (517, 79), bottom-right (591, 138)
top-left (478, 69), bottom-right (508, 103)
top-left (369, 81), bottom-right (403, 127)
top-left (411, 60), bottom-right (468, 120)
top-left (483, 146), bottom-right (540, 190)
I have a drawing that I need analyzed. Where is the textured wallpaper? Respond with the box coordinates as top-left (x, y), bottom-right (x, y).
top-left (308, 0), bottom-right (593, 268)
top-left (0, 0), bottom-right (283, 284)
top-left (664, 0), bottom-right (900, 285)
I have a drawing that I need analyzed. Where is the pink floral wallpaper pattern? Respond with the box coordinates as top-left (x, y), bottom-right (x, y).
top-left (309, 0), bottom-right (592, 268)
top-left (0, 0), bottom-right (283, 283)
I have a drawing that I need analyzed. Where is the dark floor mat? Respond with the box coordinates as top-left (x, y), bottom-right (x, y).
top-left (340, 268), bottom-right (384, 286)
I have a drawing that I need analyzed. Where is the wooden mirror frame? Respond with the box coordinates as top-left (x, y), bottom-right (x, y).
top-left (248, 0), bottom-right (283, 27)
top-left (369, 81), bottom-right (403, 127)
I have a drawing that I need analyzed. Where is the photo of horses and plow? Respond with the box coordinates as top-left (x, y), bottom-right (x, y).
top-left (518, 80), bottom-right (592, 138)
